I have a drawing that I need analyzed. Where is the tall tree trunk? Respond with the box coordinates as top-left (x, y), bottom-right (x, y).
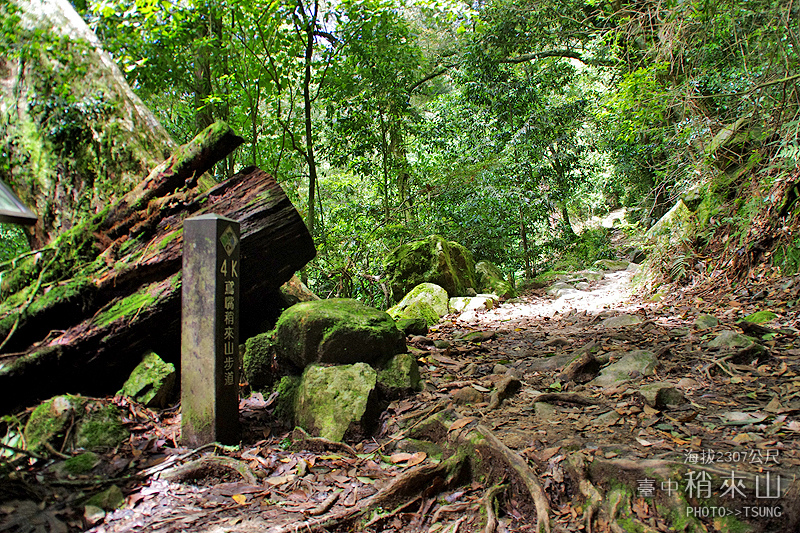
top-left (379, 111), bottom-right (391, 220)
top-left (560, 202), bottom-right (576, 239)
top-left (194, 7), bottom-right (219, 136)
top-left (390, 120), bottom-right (414, 225)
top-left (299, 0), bottom-right (320, 241)
top-left (1, 0), bottom-right (174, 249)
top-left (519, 206), bottom-right (533, 278)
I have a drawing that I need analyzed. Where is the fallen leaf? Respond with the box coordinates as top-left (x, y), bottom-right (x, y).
top-left (390, 453), bottom-right (412, 464)
top-left (765, 397), bottom-right (783, 413)
top-left (407, 452), bottom-right (427, 467)
top-left (266, 474), bottom-right (296, 486)
top-left (539, 446), bottom-right (561, 462)
top-left (719, 411), bottom-right (768, 425)
top-left (232, 494), bottom-right (248, 505)
top-left (643, 405), bottom-right (660, 417)
top-left (448, 418), bottom-right (475, 432)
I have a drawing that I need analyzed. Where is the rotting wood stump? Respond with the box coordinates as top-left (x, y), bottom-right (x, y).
top-left (0, 124), bottom-right (315, 414)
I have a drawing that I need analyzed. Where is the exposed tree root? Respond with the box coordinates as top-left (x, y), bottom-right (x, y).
top-left (290, 427), bottom-right (358, 457)
top-left (557, 341), bottom-right (601, 383)
top-left (486, 376), bottom-right (521, 410)
top-left (482, 482), bottom-right (507, 533)
top-left (531, 392), bottom-right (603, 406)
top-left (159, 454), bottom-right (258, 485)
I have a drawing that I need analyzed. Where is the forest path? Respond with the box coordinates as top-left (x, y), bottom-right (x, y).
top-left (386, 263), bottom-right (800, 532)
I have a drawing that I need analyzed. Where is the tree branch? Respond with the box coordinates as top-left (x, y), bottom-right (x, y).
top-left (500, 49), bottom-right (618, 67)
top-left (408, 65), bottom-right (455, 93)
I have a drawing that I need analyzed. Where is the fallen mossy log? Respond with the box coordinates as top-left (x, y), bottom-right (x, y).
top-left (0, 128), bottom-right (315, 413)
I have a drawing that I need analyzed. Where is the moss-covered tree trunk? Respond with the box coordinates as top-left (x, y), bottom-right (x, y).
top-left (0, 0), bottom-right (175, 248)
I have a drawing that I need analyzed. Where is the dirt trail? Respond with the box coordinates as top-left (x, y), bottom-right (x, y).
top-left (400, 265), bottom-right (800, 532)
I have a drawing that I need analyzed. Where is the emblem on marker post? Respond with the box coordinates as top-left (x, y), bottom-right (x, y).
top-left (220, 225), bottom-right (239, 256)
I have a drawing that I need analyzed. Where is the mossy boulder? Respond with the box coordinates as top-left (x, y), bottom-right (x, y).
top-left (294, 363), bottom-right (379, 442)
top-left (273, 375), bottom-right (301, 426)
top-left (708, 330), bottom-right (757, 349)
top-left (384, 235), bottom-right (477, 302)
top-left (645, 199), bottom-right (693, 247)
top-left (272, 298), bottom-right (406, 368)
top-left (377, 353), bottom-right (421, 397)
top-left (243, 331), bottom-right (276, 392)
top-left (24, 395), bottom-right (85, 452)
top-left (391, 283), bottom-right (450, 316)
top-left (85, 485), bottom-right (125, 511)
top-left (74, 403), bottom-right (129, 450)
top-left (589, 350), bottom-right (657, 388)
top-left (743, 310), bottom-right (778, 324)
top-left (475, 261), bottom-right (516, 299)
top-left (395, 318), bottom-right (428, 336)
top-left (388, 299), bottom-right (440, 327)
top-left (117, 351), bottom-right (176, 408)
top-left (388, 283), bottom-right (449, 327)
top-left (593, 259), bottom-right (631, 271)
top-left (60, 451), bottom-right (100, 476)
top-left (24, 396), bottom-right (128, 452)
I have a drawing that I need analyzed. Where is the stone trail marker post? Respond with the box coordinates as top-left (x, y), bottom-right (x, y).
top-left (181, 214), bottom-right (241, 445)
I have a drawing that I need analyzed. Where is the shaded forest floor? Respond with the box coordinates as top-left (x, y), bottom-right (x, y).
top-left (3, 251), bottom-right (800, 533)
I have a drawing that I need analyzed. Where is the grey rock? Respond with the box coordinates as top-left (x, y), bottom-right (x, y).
top-left (694, 314), bottom-right (719, 330)
top-left (589, 350), bottom-right (657, 387)
top-left (708, 330), bottom-right (756, 349)
top-left (452, 386), bottom-right (484, 405)
top-left (601, 314), bottom-right (643, 328)
top-left (534, 402), bottom-right (557, 421)
top-left (493, 364), bottom-right (509, 374)
top-left (295, 363), bottom-right (379, 442)
top-left (639, 382), bottom-right (686, 408)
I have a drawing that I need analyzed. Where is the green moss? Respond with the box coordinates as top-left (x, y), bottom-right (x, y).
top-left (384, 235), bottom-right (477, 302)
top-left (377, 353), bottom-right (421, 392)
top-left (527, 270), bottom-right (570, 288)
top-left (0, 277), bottom-right (94, 340)
top-left (475, 261), bottom-right (516, 298)
top-left (75, 403), bottom-right (128, 450)
top-left (62, 451), bottom-right (99, 475)
top-left (273, 298), bottom-right (406, 368)
top-left (155, 228), bottom-right (182, 250)
top-left (93, 290), bottom-right (157, 327)
top-left (118, 351), bottom-right (176, 407)
top-left (24, 395), bottom-right (86, 451)
top-left (394, 318), bottom-right (428, 336)
top-left (388, 299), bottom-right (441, 327)
top-left (85, 485), bottom-right (125, 510)
top-left (274, 375), bottom-right (301, 425)
top-left (742, 310), bottom-right (777, 324)
top-left (294, 363), bottom-right (378, 442)
top-left (243, 331), bottom-right (276, 392)
top-left (395, 438), bottom-right (444, 462)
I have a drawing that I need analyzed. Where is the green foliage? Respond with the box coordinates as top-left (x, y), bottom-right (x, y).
top-left (63, 0), bottom-right (798, 298)
top-left (0, 225), bottom-right (29, 264)
top-left (772, 238), bottom-right (800, 276)
top-left (547, 227), bottom-right (614, 271)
